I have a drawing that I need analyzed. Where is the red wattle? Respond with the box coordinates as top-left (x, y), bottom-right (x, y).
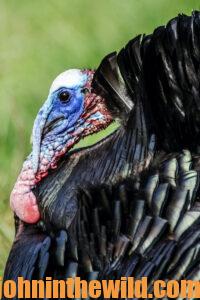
top-left (10, 188), bottom-right (40, 224)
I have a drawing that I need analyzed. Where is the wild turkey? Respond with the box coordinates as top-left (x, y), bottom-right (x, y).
top-left (3, 12), bottom-right (200, 299)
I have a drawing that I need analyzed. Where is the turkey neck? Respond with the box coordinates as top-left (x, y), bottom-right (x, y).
top-left (36, 99), bottom-right (155, 229)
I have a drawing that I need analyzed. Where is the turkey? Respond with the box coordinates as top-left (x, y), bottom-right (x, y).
top-left (3, 11), bottom-right (200, 299)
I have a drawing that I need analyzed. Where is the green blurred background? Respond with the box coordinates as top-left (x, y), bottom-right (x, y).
top-left (0, 0), bottom-right (200, 275)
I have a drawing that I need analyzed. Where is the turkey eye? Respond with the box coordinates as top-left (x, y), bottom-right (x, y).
top-left (59, 91), bottom-right (70, 102)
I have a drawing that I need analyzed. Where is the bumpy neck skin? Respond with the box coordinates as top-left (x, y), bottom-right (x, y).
top-left (10, 132), bottom-right (78, 223)
top-left (10, 69), bottom-right (113, 224)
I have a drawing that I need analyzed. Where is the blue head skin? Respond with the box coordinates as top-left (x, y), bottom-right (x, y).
top-left (32, 69), bottom-right (112, 176)
top-left (32, 69), bottom-right (87, 173)
top-left (10, 69), bottom-right (113, 223)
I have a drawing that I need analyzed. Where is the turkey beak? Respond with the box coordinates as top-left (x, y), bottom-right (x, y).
top-left (32, 97), bottom-right (53, 173)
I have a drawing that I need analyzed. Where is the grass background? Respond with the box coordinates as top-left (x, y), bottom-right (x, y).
top-left (0, 0), bottom-right (200, 275)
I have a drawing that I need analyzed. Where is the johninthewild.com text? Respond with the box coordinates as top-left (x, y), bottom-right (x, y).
top-left (1, 276), bottom-right (200, 298)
